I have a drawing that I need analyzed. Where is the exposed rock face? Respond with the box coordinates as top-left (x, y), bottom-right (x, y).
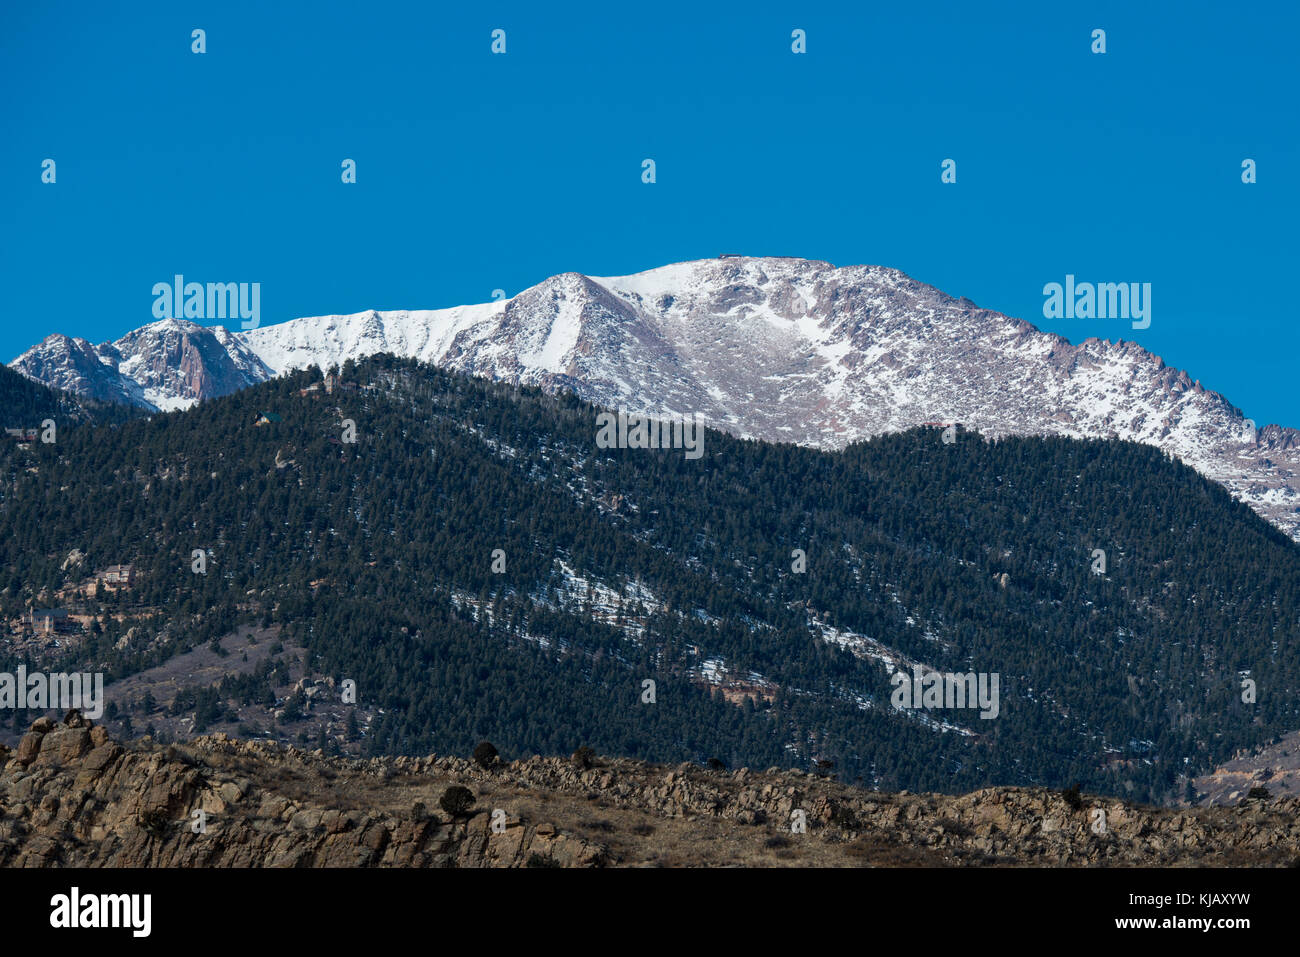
top-left (1195, 729), bottom-right (1300, 806)
top-left (2, 715), bottom-right (1298, 867)
top-left (11, 320), bottom-right (271, 413)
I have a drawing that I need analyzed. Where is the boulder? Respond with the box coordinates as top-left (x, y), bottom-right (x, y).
top-left (16, 731), bottom-right (45, 765)
top-left (35, 727), bottom-right (92, 767)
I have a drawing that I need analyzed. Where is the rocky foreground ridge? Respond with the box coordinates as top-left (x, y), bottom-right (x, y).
top-left (1, 712), bottom-right (1297, 867)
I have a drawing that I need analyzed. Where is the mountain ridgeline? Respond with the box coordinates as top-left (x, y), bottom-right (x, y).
top-left (13, 258), bottom-right (1300, 542)
top-left (2, 355), bottom-right (1298, 803)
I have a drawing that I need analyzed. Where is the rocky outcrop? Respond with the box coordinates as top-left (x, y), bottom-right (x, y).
top-left (11, 320), bottom-right (272, 412)
top-left (1194, 729), bottom-right (1300, 806)
top-left (0, 713), bottom-right (605, 868)
top-left (1, 713), bottom-right (1297, 867)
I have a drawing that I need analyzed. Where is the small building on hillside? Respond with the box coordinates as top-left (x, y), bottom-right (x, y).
top-left (103, 564), bottom-right (135, 586)
top-left (29, 608), bottom-right (75, 634)
top-left (323, 372), bottom-right (358, 395)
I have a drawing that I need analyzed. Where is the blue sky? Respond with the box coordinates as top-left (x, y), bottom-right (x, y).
top-left (4, 1), bottom-right (1296, 426)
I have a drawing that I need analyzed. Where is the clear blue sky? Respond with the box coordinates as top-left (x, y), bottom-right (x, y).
top-left (3, 1), bottom-right (1296, 426)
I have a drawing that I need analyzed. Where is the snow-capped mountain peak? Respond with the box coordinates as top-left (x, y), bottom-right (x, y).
top-left (12, 318), bottom-right (272, 413)
top-left (10, 256), bottom-right (1299, 539)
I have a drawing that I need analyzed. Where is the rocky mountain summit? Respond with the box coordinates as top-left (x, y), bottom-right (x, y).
top-left (12, 321), bottom-right (271, 413)
top-left (12, 258), bottom-right (1300, 539)
top-left (2, 712), bottom-right (1297, 867)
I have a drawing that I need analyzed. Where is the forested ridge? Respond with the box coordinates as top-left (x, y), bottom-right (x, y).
top-left (0, 364), bottom-right (141, 429)
top-left (2, 355), bottom-right (1297, 803)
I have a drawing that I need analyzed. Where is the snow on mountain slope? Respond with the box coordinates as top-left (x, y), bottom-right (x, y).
top-left (10, 257), bottom-right (1300, 540)
top-left (242, 302), bottom-right (506, 377)
top-left (9, 333), bottom-right (154, 408)
top-left (11, 319), bottom-right (272, 413)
